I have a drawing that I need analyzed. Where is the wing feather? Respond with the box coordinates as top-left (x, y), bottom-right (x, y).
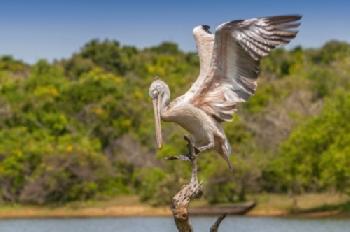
top-left (173, 25), bottom-right (215, 106)
top-left (191, 15), bottom-right (301, 122)
top-left (194, 25), bottom-right (214, 77)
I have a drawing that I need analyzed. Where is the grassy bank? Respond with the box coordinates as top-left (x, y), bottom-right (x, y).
top-left (247, 193), bottom-right (350, 217)
top-left (0, 196), bottom-right (170, 218)
top-left (0, 193), bottom-right (348, 219)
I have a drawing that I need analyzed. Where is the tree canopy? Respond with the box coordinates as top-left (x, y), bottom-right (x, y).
top-left (0, 39), bottom-right (349, 205)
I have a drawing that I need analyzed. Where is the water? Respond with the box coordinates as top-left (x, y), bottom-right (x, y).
top-left (0, 217), bottom-right (349, 232)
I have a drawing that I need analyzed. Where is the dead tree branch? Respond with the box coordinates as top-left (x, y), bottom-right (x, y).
top-left (169, 136), bottom-right (226, 232)
top-left (210, 214), bottom-right (227, 232)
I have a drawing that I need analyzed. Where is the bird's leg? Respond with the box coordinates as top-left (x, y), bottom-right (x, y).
top-left (191, 133), bottom-right (215, 154)
top-left (194, 139), bottom-right (215, 154)
top-left (165, 135), bottom-right (196, 161)
top-left (184, 135), bottom-right (201, 160)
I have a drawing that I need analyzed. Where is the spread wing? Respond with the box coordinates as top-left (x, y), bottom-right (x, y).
top-left (194, 25), bottom-right (215, 78)
top-left (191, 15), bottom-right (302, 121)
top-left (174, 25), bottom-right (214, 105)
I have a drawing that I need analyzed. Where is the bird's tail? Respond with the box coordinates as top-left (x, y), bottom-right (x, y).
top-left (223, 153), bottom-right (234, 173)
top-left (220, 139), bottom-right (234, 172)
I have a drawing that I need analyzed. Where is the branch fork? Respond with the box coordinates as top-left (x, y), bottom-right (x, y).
top-left (167, 136), bottom-right (226, 232)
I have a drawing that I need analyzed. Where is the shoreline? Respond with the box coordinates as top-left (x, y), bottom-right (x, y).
top-left (0, 193), bottom-right (348, 219)
top-left (0, 206), bottom-right (171, 219)
top-left (0, 206), bottom-right (348, 219)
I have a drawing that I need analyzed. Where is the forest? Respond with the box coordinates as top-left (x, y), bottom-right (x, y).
top-left (0, 39), bottom-right (349, 206)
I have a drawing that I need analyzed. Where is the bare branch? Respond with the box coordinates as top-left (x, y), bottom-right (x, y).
top-left (170, 136), bottom-right (203, 232)
top-left (170, 135), bottom-right (227, 232)
top-left (210, 214), bottom-right (227, 232)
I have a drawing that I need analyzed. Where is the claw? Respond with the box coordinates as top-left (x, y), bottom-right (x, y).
top-left (194, 146), bottom-right (200, 154)
top-left (165, 156), bottom-right (179, 160)
top-left (165, 155), bottom-right (191, 161)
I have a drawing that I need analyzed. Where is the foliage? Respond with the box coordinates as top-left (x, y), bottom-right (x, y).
top-left (268, 91), bottom-right (350, 194)
top-left (0, 39), bottom-right (349, 205)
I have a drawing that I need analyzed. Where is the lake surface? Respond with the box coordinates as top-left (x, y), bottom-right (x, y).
top-left (0, 217), bottom-right (349, 232)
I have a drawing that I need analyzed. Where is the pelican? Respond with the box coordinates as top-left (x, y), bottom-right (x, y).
top-left (149, 15), bottom-right (301, 170)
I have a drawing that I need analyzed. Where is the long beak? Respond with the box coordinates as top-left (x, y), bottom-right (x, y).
top-left (152, 96), bottom-right (162, 149)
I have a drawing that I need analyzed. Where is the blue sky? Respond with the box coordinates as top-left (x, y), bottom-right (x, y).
top-left (0, 0), bottom-right (349, 63)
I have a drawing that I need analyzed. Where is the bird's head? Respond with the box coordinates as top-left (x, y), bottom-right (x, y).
top-left (149, 78), bottom-right (170, 149)
top-left (149, 79), bottom-right (170, 100)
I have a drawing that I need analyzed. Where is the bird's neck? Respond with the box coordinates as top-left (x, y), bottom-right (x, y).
top-left (160, 91), bottom-right (170, 115)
